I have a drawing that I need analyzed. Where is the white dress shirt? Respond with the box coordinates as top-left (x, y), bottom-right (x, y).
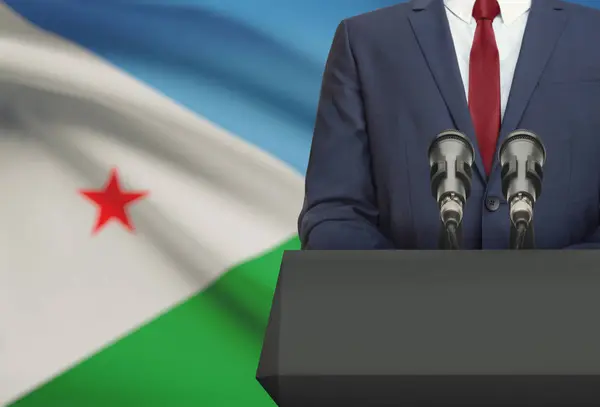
top-left (444, 0), bottom-right (531, 119)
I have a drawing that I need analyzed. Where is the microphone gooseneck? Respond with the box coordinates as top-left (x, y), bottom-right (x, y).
top-left (498, 130), bottom-right (546, 250)
top-left (428, 130), bottom-right (475, 250)
top-left (445, 222), bottom-right (460, 250)
top-left (512, 221), bottom-right (528, 250)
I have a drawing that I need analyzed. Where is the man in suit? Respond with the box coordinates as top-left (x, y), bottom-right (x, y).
top-left (298, 0), bottom-right (600, 249)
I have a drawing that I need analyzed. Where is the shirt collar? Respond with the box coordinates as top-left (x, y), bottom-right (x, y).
top-left (444, 0), bottom-right (531, 25)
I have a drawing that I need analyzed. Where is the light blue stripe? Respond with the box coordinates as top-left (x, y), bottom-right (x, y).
top-left (4, 0), bottom-right (398, 173)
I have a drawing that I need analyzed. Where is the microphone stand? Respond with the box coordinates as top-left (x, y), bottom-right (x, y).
top-left (510, 222), bottom-right (535, 250)
top-left (438, 221), bottom-right (462, 250)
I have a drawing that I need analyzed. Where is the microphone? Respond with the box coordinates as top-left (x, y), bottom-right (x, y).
top-left (428, 130), bottom-right (475, 249)
top-left (498, 130), bottom-right (546, 249)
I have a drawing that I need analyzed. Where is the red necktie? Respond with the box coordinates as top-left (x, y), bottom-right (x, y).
top-left (469, 0), bottom-right (501, 176)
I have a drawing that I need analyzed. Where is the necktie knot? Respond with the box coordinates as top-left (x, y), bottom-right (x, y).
top-left (472, 0), bottom-right (500, 21)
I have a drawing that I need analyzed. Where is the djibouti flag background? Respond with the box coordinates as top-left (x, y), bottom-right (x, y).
top-left (1, 0), bottom-right (599, 406)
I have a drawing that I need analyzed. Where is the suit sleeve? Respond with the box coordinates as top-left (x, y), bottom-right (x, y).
top-left (564, 234), bottom-right (600, 249)
top-left (564, 212), bottom-right (600, 249)
top-left (297, 20), bottom-right (393, 250)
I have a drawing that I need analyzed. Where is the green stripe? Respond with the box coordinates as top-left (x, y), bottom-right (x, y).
top-left (11, 237), bottom-right (300, 407)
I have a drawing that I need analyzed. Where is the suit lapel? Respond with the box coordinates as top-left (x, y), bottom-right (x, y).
top-left (491, 0), bottom-right (568, 176)
top-left (408, 0), bottom-right (485, 182)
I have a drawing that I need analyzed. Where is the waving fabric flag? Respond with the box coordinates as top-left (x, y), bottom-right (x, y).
top-left (0, 3), bottom-right (305, 407)
top-left (1, 0), bottom-right (598, 406)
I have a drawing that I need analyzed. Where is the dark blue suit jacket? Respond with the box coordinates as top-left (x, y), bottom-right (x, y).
top-left (299, 0), bottom-right (600, 250)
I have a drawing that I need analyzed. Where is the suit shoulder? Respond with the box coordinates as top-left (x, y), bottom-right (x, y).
top-left (559, 0), bottom-right (600, 23)
top-left (342, 2), bottom-right (412, 33)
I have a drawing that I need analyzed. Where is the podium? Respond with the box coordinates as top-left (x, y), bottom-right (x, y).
top-left (257, 250), bottom-right (600, 406)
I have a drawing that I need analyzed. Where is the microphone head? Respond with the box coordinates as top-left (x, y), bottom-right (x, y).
top-left (428, 130), bottom-right (475, 204)
top-left (428, 130), bottom-right (475, 168)
top-left (498, 129), bottom-right (546, 204)
top-left (498, 130), bottom-right (546, 229)
top-left (498, 129), bottom-right (546, 168)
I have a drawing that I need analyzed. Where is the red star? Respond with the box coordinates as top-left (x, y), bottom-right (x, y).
top-left (79, 168), bottom-right (148, 234)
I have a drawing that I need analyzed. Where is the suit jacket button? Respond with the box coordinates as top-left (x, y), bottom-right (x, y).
top-left (485, 196), bottom-right (500, 212)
